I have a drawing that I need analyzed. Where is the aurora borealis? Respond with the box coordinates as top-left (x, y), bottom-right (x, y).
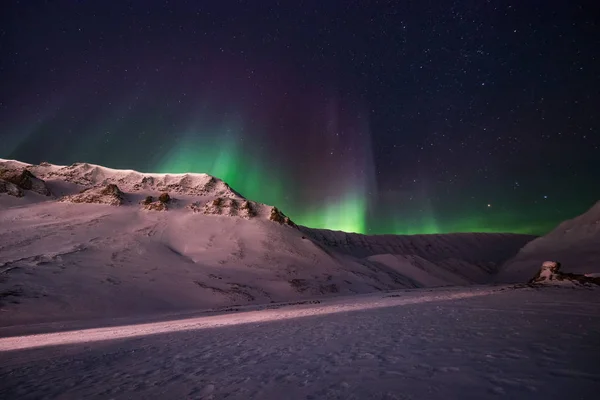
top-left (1, 1), bottom-right (599, 235)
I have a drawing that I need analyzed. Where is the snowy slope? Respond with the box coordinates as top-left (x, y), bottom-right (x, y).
top-left (497, 200), bottom-right (600, 283)
top-left (304, 228), bottom-right (532, 284)
top-left (0, 159), bottom-right (534, 325)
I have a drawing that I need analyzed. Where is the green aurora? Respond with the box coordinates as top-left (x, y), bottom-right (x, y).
top-left (2, 0), bottom-right (600, 240)
top-left (2, 108), bottom-right (589, 237)
top-left (155, 130), bottom-right (567, 236)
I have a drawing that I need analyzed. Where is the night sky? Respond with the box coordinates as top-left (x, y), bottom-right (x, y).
top-left (1, 1), bottom-right (599, 235)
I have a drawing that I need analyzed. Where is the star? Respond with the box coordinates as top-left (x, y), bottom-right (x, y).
top-left (0, 0), bottom-right (597, 235)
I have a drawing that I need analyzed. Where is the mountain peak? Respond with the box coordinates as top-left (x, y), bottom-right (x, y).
top-left (0, 159), bottom-right (296, 226)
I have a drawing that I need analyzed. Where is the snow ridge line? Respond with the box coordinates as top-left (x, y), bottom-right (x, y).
top-left (0, 288), bottom-right (500, 351)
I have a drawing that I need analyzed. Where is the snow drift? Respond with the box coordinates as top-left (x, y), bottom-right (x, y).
top-left (0, 159), bottom-right (535, 325)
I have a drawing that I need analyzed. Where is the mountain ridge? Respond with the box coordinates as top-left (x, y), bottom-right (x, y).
top-left (0, 158), bottom-right (536, 326)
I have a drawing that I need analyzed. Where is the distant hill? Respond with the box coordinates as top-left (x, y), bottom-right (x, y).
top-left (497, 200), bottom-right (600, 282)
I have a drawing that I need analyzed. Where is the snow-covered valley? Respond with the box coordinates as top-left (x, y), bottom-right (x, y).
top-left (0, 159), bottom-right (536, 326)
top-left (1, 159), bottom-right (599, 399)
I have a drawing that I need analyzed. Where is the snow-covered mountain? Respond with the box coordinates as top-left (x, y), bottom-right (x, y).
top-left (0, 159), bottom-right (535, 325)
top-left (497, 200), bottom-right (600, 283)
top-left (303, 228), bottom-right (531, 285)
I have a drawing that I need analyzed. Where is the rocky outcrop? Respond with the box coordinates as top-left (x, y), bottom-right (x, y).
top-left (498, 201), bottom-right (600, 282)
top-left (60, 184), bottom-right (125, 206)
top-left (529, 261), bottom-right (600, 286)
top-left (130, 174), bottom-right (241, 198)
top-left (158, 192), bottom-right (171, 203)
top-left (269, 207), bottom-right (296, 227)
top-left (0, 179), bottom-right (24, 197)
top-left (192, 197), bottom-right (257, 218)
top-left (237, 200), bottom-right (257, 218)
top-left (141, 192), bottom-right (171, 211)
top-left (0, 168), bottom-right (51, 196)
top-left (193, 198), bottom-right (295, 225)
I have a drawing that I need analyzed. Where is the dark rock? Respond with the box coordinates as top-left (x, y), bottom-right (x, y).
top-left (0, 179), bottom-right (24, 197)
top-left (269, 207), bottom-right (296, 227)
top-left (101, 184), bottom-right (122, 197)
top-left (0, 168), bottom-right (51, 196)
top-left (61, 184), bottom-right (124, 206)
top-left (158, 192), bottom-right (171, 203)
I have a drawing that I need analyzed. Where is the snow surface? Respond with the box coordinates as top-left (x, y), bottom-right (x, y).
top-left (1, 285), bottom-right (599, 399)
top-left (498, 200), bottom-right (600, 282)
top-left (0, 159), bottom-right (534, 326)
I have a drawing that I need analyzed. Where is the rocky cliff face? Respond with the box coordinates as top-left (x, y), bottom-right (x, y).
top-left (0, 167), bottom-right (52, 197)
top-left (0, 180), bottom-right (23, 197)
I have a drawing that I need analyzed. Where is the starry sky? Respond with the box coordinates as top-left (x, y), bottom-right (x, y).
top-left (1, 1), bottom-right (599, 235)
